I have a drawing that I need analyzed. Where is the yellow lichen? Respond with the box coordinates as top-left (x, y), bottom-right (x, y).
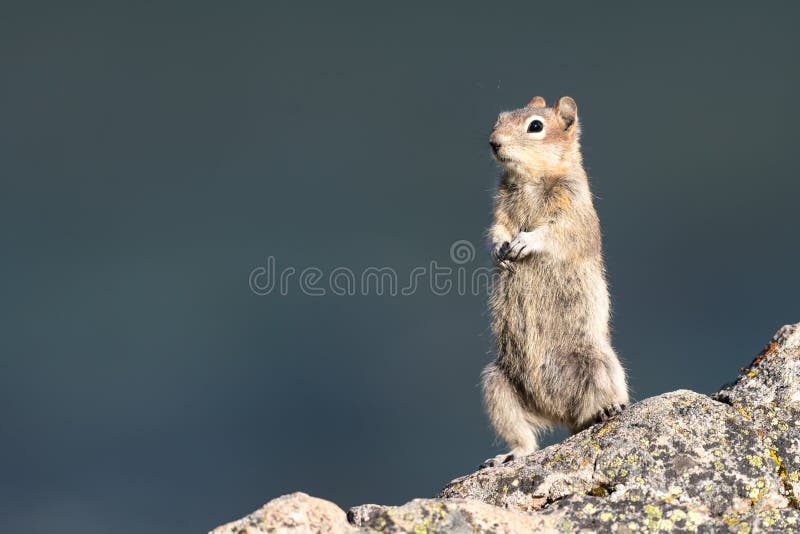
top-left (769, 449), bottom-right (782, 469)
top-left (762, 509), bottom-right (779, 527)
top-left (746, 454), bottom-right (763, 467)
top-left (643, 504), bottom-right (662, 529)
top-left (595, 424), bottom-right (615, 438)
top-left (668, 509), bottom-right (686, 522)
top-left (412, 514), bottom-right (438, 534)
top-left (687, 510), bottom-right (707, 529)
top-left (643, 504), bottom-right (660, 517)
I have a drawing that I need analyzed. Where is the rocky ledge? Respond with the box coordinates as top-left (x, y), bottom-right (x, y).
top-left (212, 322), bottom-right (800, 533)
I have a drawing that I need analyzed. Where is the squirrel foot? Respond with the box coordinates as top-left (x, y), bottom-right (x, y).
top-left (593, 403), bottom-right (627, 424)
top-left (479, 452), bottom-right (516, 470)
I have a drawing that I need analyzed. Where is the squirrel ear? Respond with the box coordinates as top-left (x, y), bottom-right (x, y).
top-left (526, 96), bottom-right (546, 108)
top-left (554, 96), bottom-right (578, 130)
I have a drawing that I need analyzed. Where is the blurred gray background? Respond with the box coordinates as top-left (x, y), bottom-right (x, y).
top-left (2, 2), bottom-right (799, 532)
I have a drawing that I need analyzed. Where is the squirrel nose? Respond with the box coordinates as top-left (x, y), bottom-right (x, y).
top-left (489, 141), bottom-right (501, 155)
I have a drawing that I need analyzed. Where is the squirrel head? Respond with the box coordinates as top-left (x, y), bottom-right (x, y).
top-left (489, 96), bottom-right (581, 178)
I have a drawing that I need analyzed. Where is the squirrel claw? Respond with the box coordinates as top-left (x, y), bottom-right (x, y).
top-left (499, 260), bottom-right (515, 272)
top-left (493, 241), bottom-right (511, 261)
top-left (594, 403), bottom-right (626, 424)
top-left (493, 242), bottom-right (516, 272)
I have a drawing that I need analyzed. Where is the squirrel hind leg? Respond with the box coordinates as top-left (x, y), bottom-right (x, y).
top-left (480, 363), bottom-right (553, 469)
top-left (567, 351), bottom-right (630, 433)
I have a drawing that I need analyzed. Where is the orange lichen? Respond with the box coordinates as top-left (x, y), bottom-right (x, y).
top-left (750, 342), bottom-right (779, 367)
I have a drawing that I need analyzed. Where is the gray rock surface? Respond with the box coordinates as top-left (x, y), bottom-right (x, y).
top-left (211, 323), bottom-right (800, 533)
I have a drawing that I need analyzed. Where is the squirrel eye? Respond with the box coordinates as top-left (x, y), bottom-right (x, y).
top-left (527, 120), bottom-right (544, 133)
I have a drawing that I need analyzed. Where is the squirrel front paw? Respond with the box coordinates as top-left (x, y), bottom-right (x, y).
top-left (505, 231), bottom-right (545, 261)
top-left (492, 241), bottom-right (509, 260)
top-left (492, 241), bottom-right (514, 271)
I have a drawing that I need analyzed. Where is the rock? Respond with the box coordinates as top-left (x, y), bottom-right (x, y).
top-left (210, 492), bottom-right (358, 534)
top-left (347, 498), bottom-right (563, 532)
top-left (714, 323), bottom-right (800, 510)
top-left (210, 323), bottom-right (800, 533)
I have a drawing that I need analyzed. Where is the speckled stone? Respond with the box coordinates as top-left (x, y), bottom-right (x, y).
top-left (211, 492), bottom-right (359, 534)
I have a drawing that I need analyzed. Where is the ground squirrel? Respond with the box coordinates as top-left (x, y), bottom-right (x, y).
top-left (481, 95), bottom-right (629, 468)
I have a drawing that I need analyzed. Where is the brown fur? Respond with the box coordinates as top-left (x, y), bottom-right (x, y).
top-left (481, 96), bottom-right (629, 467)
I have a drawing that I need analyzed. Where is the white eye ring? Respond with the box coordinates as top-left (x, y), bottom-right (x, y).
top-left (526, 115), bottom-right (546, 138)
